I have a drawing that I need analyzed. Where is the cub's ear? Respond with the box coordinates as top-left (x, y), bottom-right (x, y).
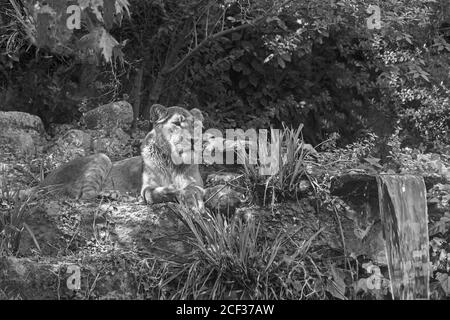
top-left (190, 108), bottom-right (204, 122)
top-left (149, 104), bottom-right (168, 123)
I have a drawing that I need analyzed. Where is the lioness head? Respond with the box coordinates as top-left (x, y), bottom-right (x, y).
top-left (142, 104), bottom-right (204, 166)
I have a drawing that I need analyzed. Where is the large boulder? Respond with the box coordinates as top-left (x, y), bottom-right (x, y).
top-left (0, 111), bottom-right (45, 156)
top-left (83, 101), bottom-right (133, 131)
top-left (0, 130), bottom-right (36, 155)
top-left (0, 111), bottom-right (44, 133)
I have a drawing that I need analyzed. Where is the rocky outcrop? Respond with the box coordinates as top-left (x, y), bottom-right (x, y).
top-left (83, 101), bottom-right (133, 131)
top-left (0, 198), bottom-right (328, 299)
top-left (0, 111), bottom-right (46, 156)
top-left (0, 111), bottom-right (44, 133)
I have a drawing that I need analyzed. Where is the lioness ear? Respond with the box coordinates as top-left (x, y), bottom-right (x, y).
top-left (149, 104), bottom-right (168, 123)
top-left (190, 108), bottom-right (204, 122)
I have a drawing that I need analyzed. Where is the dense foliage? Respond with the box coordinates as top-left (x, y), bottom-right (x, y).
top-left (0, 0), bottom-right (449, 150)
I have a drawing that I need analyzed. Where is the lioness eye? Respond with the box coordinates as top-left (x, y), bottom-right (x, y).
top-left (173, 120), bottom-right (181, 127)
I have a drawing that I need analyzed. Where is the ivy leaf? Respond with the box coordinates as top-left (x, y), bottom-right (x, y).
top-left (429, 212), bottom-right (450, 235)
top-left (281, 53), bottom-right (291, 62)
top-left (78, 26), bottom-right (119, 64)
top-left (404, 33), bottom-right (413, 45)
top-left (276, 19), bottom-right (288, 31)
top-left (277, 56), bottom-right (286, 69)
top-left (436, 273), bottom-right (450, 295)
top-left (420, 73), bottom-right (430, 82)
top-left (363, 156), bottom-right (382, 169)
top-left (326, 264), bottom-right (347, 300)
top-left (263, 53), bottom-right (274, 64)
top-left (114, 0), bottom-right (131, 21)
top-left (78, 0), bottom-right (104, 22)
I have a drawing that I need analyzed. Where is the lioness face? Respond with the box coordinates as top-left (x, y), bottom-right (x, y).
top-left (149, 104), bottom-right (203, 165)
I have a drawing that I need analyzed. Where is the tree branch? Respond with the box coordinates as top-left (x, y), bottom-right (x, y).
top-left (162, 0), bottom-right (294, 75)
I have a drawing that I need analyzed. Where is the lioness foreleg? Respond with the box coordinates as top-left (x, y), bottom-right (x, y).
top-left (179, 184), bottom-right (205, 210)
top-left (141, 184), bottom-right (180, 204)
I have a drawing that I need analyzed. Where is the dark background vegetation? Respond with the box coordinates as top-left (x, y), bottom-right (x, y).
top-left (0, 0), bottom-right (449, 151)
top-left (1, 0), bottom-right (450, 300)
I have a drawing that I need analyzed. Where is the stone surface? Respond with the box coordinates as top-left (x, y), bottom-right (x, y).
top-left (83, 101), bottom-right (133, 131)
top-left (0, 111), bottom-right (44, 134)
top-left (0, 129), bottom-right (36, 155)
top-left (0, 111), bottom-right (46, 156)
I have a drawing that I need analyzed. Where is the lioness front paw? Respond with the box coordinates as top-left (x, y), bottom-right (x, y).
top-left (142, 185), bottom-right (181, 204)
top-left (179, 185), bottom-right (205, 210)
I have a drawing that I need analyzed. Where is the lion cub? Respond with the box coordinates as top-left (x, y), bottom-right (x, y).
top-left (37, 104), bottom-right (204, 207)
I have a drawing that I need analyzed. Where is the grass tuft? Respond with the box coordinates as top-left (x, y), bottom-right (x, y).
top-left (142, 204), bottom-right (327, 300)
top-left (242, 124), bottom-right (320, 205)
top-left (0, 168), bottom-right (49, 256)
top-left (0, 179), bottom-right (36, 255)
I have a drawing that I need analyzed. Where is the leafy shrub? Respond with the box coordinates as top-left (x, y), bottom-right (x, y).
top-left (395, 85), bottom-right (450, 151)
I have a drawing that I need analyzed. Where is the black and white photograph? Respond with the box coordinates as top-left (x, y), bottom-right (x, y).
top-left (0, 0), bottom-right (449, 304)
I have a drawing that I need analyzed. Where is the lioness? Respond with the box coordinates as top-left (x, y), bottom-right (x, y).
top-left (20, 104), bottom-right (205, 207)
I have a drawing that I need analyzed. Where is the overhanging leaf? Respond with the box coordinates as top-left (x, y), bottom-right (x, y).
top-left (99, 27), bottom-right (119, 63)
top-left (78, 26), bottom-right (119, 64)
top-left (436, 273), bottom-right (450, 296)
top-left (78, 0), bottom-right (104, 22)
top-left (327, 264), bottom-right (347, 300)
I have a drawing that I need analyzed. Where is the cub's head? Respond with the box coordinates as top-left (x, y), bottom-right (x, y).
top-left (142, 104), bottom-right (204, 165)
